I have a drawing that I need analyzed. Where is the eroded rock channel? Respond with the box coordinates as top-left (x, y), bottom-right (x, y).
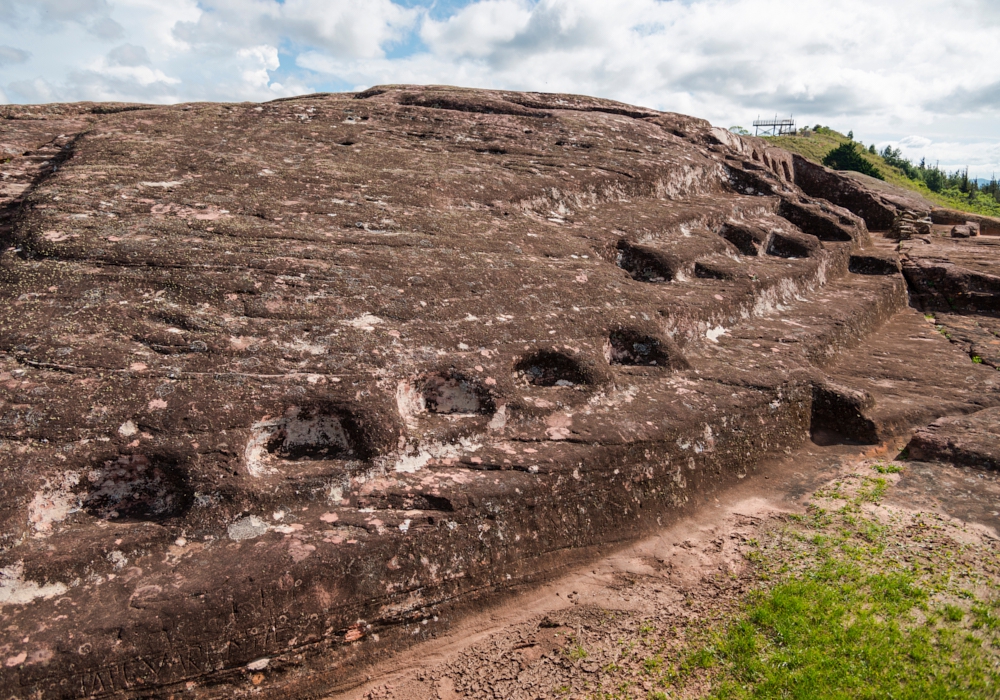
top-left (0, 87), bottom-right (998, 698)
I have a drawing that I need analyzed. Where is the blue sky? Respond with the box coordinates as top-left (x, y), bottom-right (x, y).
top-left (2, 0), bottom-right (999, 176)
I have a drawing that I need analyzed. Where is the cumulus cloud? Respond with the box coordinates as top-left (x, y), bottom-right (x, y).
top-left (0, 0), bottom-right (114, 29)
top-left (172, 0), bottom-right (417, 58)
top-left (927, 82), bottom-right (1000, 115)
top-left (420, 0), bottom-right (532, 58)
top-left (882, 136), bottom-right (1000, 175)
top-left (0, 0), bottom-right (999, 174)
top-left (89, 16), bottom-right (124, 40)
top-left (0, 44), bottom-right (30, 65)
top-left (237, 44), bottom-right (279, 89)
top-left (6, 78), bottom-right (58, 103)
top-left (107, 42), bottom-right (148, 66)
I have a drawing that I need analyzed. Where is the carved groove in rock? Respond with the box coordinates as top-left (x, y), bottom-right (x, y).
top-left (616, 240), bottom-right (680, 282)
top-left (80, 453), bottom-right (193, 522)
top-left (0, 87), bottom-right (998, 699)
top-left (605, 329), bottom-right (685, 369)
top-left (514, 350), bottom-right (591, 387)
top-left (719, 222), bottom-right (768, 256)
top-left (416, 373), bottom-right (494, 415)
top-left (767, 230), bottom-right (820, 259)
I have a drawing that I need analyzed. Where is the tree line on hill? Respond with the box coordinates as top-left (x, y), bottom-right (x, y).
top-left (820, 139), bottom-right (1000, 214)
top-left (729, 123), bottom-right (1000, 216)
top-left (875, 145), bottom-right (998, 203)
top-left (822, 140), bottom-right (999, 203)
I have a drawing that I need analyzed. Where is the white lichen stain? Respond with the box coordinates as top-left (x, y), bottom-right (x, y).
top-left (341, 314), bottom-right (383, 331)
top-left (706, 326), bottom-right (727, 343)
top-left (395, 380), bottom-right (425, 427)
top-left (244, 422), bottom-right (279, 477)
top-left (587, 385), bottom-right (638, 408)
top-left (28, 472), bottom-right (80, 535)
top-left (228, 515), bottom-right (270, 541)
top-left (545, 412), bottom-right (574, 440)
top-left (0, 562), bottom-right (68, 608)
top-left (393, 437), bottom-right (482, 473)
top-left (487, 404), bottom-right (508, 432)
top-left (286, 337), bottom-right (327, 355)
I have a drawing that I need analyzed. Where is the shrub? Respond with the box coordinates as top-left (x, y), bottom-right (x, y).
top-left (822, 142), bottom-right (885, 180)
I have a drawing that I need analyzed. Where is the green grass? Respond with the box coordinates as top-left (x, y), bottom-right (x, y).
top-left (604, 467), bottom-right (1000, 700)
top-left (685, 479), bottom-right (1000, 700)
top-left (567, 639), bottom-right (590, 661)
top-left (702, 562), bottom-right (995, 699)
top-left (563, 464), bottom-right (1000, 700)
top-left (766, 129), bottom-right (1000, 219)
top-left (872, 462), bottom-right (903, 475)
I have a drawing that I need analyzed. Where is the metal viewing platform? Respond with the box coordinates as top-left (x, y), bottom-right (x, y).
top-left (753, 116), bottom-right (796, 136)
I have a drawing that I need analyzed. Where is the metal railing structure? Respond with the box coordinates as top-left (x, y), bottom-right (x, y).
top-left (753, 116), bottom-right (796, 136)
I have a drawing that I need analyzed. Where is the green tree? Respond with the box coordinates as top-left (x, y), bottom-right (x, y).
top-left (822, 142), bottom-right (884, 180)
top-left (923, 167), bottom-right (945, 192)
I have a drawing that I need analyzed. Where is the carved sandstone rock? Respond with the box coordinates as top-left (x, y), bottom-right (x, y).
top-left (0, 86), bottom-right (997, 698)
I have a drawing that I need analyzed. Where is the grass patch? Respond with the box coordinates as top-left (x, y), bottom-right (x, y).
top-left (688, 474), bottom-right (1000, 700)
top-left (766, 129), bottom-right (1000, 219)
top-left (567, 639), bottom-right (590, 661)
top-left (702, 561), bottom-right (995, 699)
top-left (872, 462), bottom-right (903, 475)
top-left (577, 464), bottom-right (1000, 699)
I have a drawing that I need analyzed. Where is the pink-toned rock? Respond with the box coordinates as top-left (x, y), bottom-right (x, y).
top-left (0, 87), bottom-right (997, 699)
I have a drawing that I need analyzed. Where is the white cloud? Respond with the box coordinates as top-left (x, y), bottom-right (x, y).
top-left (0, 44), bottom-right (29, 65)
top-left (171, 0), bottom-right (417, 59)
top-left (0, 0), bottom-right (999, 174)
top-left (237, 44), bottom-right (279, 89)
top-left (880, 136), bottom-right (1000, 176)
top-left (421, 0), bottom-right (532, 58)
top-left (7, 77), bottom-right (58, 103)
top-left (107, 42), bottom-right (149, 66)
top-left (89, 16), bottom-right (124, 40)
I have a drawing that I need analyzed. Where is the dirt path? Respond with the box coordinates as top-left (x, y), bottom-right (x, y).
top-left (322, 433), bottom-right (1000, 700)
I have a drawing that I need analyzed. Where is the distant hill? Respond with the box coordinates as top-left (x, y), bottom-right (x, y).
top-left (765, 128), bottom-right (1000, 218)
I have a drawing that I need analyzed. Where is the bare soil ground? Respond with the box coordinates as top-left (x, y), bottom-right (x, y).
top-left (331, 438), bottom-right (1000, 700)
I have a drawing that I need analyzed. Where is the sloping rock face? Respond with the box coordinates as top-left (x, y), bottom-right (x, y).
top-left (0, 86), bottom-right (997, 698)
top-left (908, 408), bottom-right (1000, 469)
top-left (931, 208), bottom-right (1000, 236)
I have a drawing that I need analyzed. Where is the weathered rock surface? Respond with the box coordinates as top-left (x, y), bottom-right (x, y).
top-left (932, 208), bottom-right (1000, 236)
top-left (900, 236), bottom-right (1000, 316)
top-left (791, 155), bottom-right (901, 231)
top-left (0, 86), bottom-right (997, 698)
top-left (908, 408), bottom-right (1000, 469)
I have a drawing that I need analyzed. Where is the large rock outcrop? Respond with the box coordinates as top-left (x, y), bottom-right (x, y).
top-left (0, 86), bottom-right (997, 698)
